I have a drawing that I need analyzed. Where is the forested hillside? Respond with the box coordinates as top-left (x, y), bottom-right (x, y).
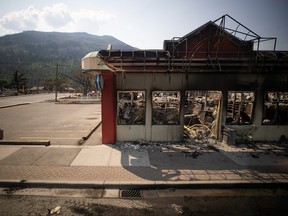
top-left (0, 31), bottom-right (134, 89)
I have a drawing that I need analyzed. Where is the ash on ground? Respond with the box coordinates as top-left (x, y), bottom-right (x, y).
top-left (114, 138), bottom-right (220, 159)
top-left (114, 138), bottom-right (288, 159)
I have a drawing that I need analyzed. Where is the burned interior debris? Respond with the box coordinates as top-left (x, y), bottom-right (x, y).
top-left (226, 91), bottom-right (255, 125)
top-left (117, 91), bottom-right (146, 125)
top-left (263, 92), bottom-right (288, 125)
top-left (184, 91), bottom-right (221, 142)
top-left (152, 91), bottom-right (180, 125)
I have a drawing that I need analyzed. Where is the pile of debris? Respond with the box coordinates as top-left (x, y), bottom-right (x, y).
top-left (217, 139), bottom-right (288, 156)
top-left (115, 138), bottom-right (220, 158)
top-left (183, 91), bottom-right (221, 144)
top-left (184, 124), bottom-right (216, 144)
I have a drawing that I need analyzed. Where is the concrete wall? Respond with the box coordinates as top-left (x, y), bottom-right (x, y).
top-left (116, 72), bottom-right (288, 142)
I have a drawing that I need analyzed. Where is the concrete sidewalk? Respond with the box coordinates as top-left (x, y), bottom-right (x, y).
top-left (0, 143), bottom-right (287, 189)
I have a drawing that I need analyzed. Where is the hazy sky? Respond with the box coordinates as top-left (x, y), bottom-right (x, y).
top-left (0, 0), bottom-right (287, 50)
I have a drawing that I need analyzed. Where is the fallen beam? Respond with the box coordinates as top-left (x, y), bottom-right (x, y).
top-left (79, 121), bottom-right (102, 145)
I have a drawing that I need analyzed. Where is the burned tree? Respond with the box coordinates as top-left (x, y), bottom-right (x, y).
top-left (73, 71), bottom-right (94, 96)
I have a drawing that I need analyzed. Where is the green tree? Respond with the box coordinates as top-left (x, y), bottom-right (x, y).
top-left (0, 78), bottom-right (9, 90)
top-left (11, 70), bottom-right (27, 92)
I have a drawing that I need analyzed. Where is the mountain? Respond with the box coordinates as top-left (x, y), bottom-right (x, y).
top-left (0, 31), bottom-right (134, 58)
top-left (0, 31), bottom-right (135, 88)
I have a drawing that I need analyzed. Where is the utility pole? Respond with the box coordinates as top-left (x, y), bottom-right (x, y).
top-left (55, 64), bottom-right (59, 101)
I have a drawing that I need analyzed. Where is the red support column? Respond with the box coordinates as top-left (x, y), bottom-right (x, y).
top-left (101, 72), bottom-right (116, 144)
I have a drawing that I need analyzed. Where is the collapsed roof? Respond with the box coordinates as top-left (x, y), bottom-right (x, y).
top-left (82, 14), bottom-right (288, 74)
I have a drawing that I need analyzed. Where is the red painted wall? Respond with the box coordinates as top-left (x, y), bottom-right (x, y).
top-left (101, 72), bottom-right (116, 144)
top-left (165, 24), bottom-right (253, 59)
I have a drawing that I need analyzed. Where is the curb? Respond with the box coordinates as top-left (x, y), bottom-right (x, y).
top-left (0, 103), bottom-right (30, 109)
top-left (0, 140), bottom-right (50, 146)
top-left (0, 179), bottom-right (287, 190)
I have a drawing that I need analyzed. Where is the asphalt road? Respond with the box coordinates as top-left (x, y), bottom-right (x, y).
top-left (0, 94), bottom-right (101, 145)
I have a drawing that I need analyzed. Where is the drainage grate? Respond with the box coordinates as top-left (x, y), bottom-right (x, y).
top-left (120, 190), bottom-right (142, 198)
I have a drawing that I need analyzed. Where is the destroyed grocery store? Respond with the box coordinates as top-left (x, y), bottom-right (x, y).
top-left (82, 14), bottom-right (288, 145)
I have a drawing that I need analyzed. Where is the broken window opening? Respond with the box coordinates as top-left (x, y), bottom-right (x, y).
top-left (152, 91), bottom-right (180, 125)
top-left (117, 91), bottom-right (146, 125)
top-left (184, 91), bottom-right (222, 141)
top-left (262, 91), bottom-right (288, 125)
top-left (226, 91), bottom-right (255, 125)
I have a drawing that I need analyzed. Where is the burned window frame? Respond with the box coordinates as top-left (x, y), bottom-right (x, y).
top-left (262, 91), bottom-right (288, 125)
top-left (184, 91), bottom-right (222, 134)
top-left (152, 91), bottom-right (181, 125)
top-left (117, 91), bottom-right (146, 125)
top-left (226, 91), bottom-right (255, 125)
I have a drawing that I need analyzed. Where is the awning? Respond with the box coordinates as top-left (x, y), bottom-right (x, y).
top-left (81, 51), bottom-right (113, 74)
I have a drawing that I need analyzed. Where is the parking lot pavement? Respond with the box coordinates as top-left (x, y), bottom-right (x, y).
top-left (0, 93), bottom-right (69, 108)
top-left (0, 101), bottom-right (101, 145)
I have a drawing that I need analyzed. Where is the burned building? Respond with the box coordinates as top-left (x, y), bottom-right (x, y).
top-left (82, 14), bottom-right (288, 144)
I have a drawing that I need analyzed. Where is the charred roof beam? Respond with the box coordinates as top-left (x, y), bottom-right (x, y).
top-left (213, 14), bottom-right (277, 52)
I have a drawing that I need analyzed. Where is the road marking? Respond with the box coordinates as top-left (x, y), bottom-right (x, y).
top-left (33, 131), bottom-right (87, 133)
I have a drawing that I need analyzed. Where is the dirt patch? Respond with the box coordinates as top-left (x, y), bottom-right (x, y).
top-left (1, 190), bottom-right (288, 216)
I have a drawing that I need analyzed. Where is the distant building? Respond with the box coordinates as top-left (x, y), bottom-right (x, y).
top-left (28, 86), bottom-right (48, 94)
top-left (82, 15), bottom-right (288, 144)
top-left (64, 87), bottom-right (76, 93)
